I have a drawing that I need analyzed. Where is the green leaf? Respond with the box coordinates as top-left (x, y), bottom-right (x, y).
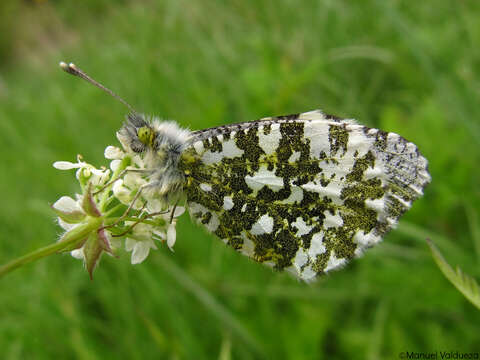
top-left (427, 238), bottom-right (480, 310)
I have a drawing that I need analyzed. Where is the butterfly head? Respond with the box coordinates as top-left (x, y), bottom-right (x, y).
top-left (118, 113), bottom-right (158, 154)
top-left (117, 113), bottom-right (191, 172)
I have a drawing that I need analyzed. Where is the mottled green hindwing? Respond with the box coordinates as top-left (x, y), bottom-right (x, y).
top-left (180, 110), bottom-right (430, 281)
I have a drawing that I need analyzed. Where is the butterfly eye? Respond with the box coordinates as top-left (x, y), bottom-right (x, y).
top-left (137, 126), bottom-right (153, 147)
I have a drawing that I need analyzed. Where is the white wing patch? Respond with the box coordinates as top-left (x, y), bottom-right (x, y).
top-left (291, 217), bottom-right (314, 236)
top-left (245, 165), bottom-right (284, 192)
top-left (223, 196), bottom-right (234, 210)
top-left (250, 214), bottom-right (274, 235)
top-left (258, 123), bottom-right (281, 155)
top-left (200, 138), bottom-right (244, 165)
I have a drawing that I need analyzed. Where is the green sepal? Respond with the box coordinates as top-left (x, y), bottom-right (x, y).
top-left (82, 183), bottom-right (101, 217)
top-left (98, 228), bottom-right (116, 257)
top-left (83, 231), bottom-right (103, 280)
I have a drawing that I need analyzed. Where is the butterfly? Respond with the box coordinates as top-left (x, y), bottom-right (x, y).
top-left (61, 62), bottom-right (431, 281)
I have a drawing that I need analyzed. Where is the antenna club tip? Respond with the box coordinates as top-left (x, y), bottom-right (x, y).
top-left (59, 61), bottom-right (77, 73)
top-left (58, 61), bottom-right (135, 112)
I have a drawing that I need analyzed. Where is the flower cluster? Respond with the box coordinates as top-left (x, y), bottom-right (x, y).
top-left (51, 133), bottom-right (184, 278)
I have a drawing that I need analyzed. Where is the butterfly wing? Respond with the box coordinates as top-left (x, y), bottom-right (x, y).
top-left (180, 110), bottom-right (430, 281)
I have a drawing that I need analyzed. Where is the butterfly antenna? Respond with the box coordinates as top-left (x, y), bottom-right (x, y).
top-left (59, 61), bottom-right (136, 113)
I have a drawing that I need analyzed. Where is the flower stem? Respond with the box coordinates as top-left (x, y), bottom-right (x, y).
top-left (0, 218), bottom-right (102, 278)
top-left (105, 217), bottom-right (165, 227)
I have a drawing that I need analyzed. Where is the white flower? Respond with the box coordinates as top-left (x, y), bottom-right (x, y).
top-left (145, 198), bottom-right (163, 213)
top-left (124, 222), bottom-right (163, 264)
top-left (112, 172), bottom-right (148, 209)
top-left (52, 195), bottom-right (84, 231)
top-left (52, 147), bottom-right (187, 276)
top-left (105, 146), bottom-right (127, 173)
top-left (124, 172), bottom-right (147, 189)
top-left (122, 210), bottom-right (185, 263)
top-left (112, 179), bottom-right (132, 205)
top-left (164, 207), bottom-right (185, 251)
top-left (54, 155), bottom-right (110, 187)
top-left (53, 161), bottom-right (83, 170)
top-left (110, 159), bottom-right (122, 172)
top-left (71, 248), bottom-right (84, 260)
top-left (53, 195), bottom-right (82, 214)
top-left (112, 179), bottom-right (145, 209)
top-left (159, 207), bottom-right (184, 251)
top-left (52, 185), bottom-right (112, 268)
top-left (59, 217), bottom-right (78, 232)
top-left (104, 146), bottom-right (124, 160)
top-left (171, 206), bottom-right (186, 218)
top-left (167, 222), bottom-right (176, 251)
top-left (125, 238), bottom-right (157, 264)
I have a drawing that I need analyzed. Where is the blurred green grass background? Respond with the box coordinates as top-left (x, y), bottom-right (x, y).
top-left (1, 0), bottom-right (479, 358)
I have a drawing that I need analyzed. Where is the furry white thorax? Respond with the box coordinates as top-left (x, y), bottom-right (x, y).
top-left (150, 119), bottom-right (192, 151)
top-left (119, 115), bottom-right (192, 206)
top-left (145, 118), bottom-right (191, 204)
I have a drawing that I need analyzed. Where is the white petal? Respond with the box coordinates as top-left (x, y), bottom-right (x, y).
top-left (112, 179), bottom-right (125, 193)
top-left (131, 241), bottom-right (151, 264)
top-left (110, 159), bottom-right (121, 172)
top-left (132, 228), bottom-right (149, 241)
top-left (104, 146), bottom-right (124, 160)
top-left (173, 206), bottom-right (186, 217)
top-left (146, 198), bottom-right (164, 213)
top-left (152, 229), bottom-right (166, 240)
top-left (125, 237), bottom-right (137, 252)
top-left (53, 161), bottom-right (81, 170)
top-left (160, 206), bottom-right (185, 222)
top-left (90, 169), bottom-right (110, 186)
top-left (167, 223), bottom-right (176, 251)
top-left (58, 218), bottom-right (78, 231)
top-left (100, 170), bottom-right (111, 185)
top-left (70, 248), bottom-right (84, 260)
top-left (132, 223), bottom-right (155, 241)
top-left (53, 196), bottom-right (82, 212)
top-left (113, 180), bottom-right (132, 205)
top-left (90, 167), bottom-right (106, 177)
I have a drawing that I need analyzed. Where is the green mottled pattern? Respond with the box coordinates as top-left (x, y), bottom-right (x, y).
top-left (180, 111), bottom-right (430, 280)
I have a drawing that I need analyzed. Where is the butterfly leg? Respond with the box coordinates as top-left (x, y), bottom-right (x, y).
top-left (111, 209), bottom-right (170, 237)
top-left (169, 201), bottom-right (179, 224)
top-left (101, 183), bottom-right (149, 230)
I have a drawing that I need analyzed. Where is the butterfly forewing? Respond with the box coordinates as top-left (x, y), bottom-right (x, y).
top-left (180, 110), bottom-right (430, 281)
